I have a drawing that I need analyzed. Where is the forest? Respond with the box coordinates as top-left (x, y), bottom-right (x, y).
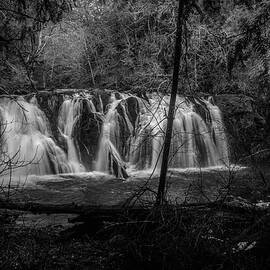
top-left (0, 0), bottom-right (270, 269)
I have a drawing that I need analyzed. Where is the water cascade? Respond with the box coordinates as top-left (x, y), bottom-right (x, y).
top-left (0, 91), bottom-right (229, 179)
top-left (95, 93), bottom-right (133, 178)
top-left (0, 97), bottom-right (75, 176)
top-left (130, 94), bottom-right (229, 170)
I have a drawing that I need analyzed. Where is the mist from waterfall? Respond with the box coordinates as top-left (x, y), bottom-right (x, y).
top-left (0, 91), bottom-right (229, 179)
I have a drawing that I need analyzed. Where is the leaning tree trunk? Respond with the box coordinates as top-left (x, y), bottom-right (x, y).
top-left (156, 0), bottom-right (186, 205)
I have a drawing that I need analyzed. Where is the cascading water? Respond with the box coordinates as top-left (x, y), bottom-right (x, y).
top-left (95, 93), bottom-right (133, 178)
top-left (0, 96), bottom-right (75, 176)
top-left (58, 97), bottom-right (85, 172)
top-left (130, 94), bottom-right (229, 171)
top-left (0, 91), bottom-right (229, 180)
top-left (205, 98), bottom-right (229, 165)
top-left (58, 94), bottom-right (100, 172)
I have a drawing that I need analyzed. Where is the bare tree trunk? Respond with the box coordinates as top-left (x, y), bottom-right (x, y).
top-left (156, 0), bottom-right (186, 205)
top-left (83, 37), bottom-right (96, 86)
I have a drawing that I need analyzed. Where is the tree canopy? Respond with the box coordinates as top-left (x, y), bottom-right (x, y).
top-left (0, 0), bottom-right (269, 97)
top-left (0, 0), bottom-right (74, 92)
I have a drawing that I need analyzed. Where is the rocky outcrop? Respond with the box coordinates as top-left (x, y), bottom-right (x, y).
top-left (75, 101), bottom-right (103, 170)
top-left (214, 94), bottom-right (267, 160)
top-left (34, 92), bottom-right (65, 147)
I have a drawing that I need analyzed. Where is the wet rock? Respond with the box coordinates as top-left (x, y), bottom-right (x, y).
top-left (75, 104), bottom-right (103, 170)
top-left (188, 97), bottom-right (211, 124)
top-left (126, 96), bottom-right (140, 130)
top-left (35, 93), bottom-right (65, 147)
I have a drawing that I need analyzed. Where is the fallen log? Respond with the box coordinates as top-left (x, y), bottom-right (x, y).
top-left (1, 197), bottom-right (269, 241)
top-left (0, 199), bottom-right (151, 218)
top-left (0, 197), bottom-right (268, 218)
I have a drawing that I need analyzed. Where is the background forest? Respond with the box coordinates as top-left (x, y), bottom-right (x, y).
top-left (1, 0), bottom-right (269, 96)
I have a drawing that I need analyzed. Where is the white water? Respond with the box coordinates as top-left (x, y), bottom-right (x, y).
top-left (58, 98), bottom-right (84, 172)
top-left (131, 95), bottom-right (229, 172)
top-left (0, 92), bottom-right (229, 179)
top-left (95, 93), bottom-right (133, 178)
top-left (58, 94), bottom-right (99, 172)
top-left (0, 97), bottom-right (74, 177)
top-left (205, 98), bottom-right (229, 165)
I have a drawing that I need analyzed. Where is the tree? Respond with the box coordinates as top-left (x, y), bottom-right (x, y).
top-left (0, 0), bottom-right (74, 93)
top-left (156, 0), bottom-right (186, 205)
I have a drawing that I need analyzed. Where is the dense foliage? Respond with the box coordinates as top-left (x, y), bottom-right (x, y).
top-left (0, 0), bottom-right (269, 96)
top-left (0, 0), bottom-right (270, 94)
top-left (0, 0), bottom-right (74, 93)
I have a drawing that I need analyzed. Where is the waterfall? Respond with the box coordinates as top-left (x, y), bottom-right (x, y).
top-left (0, 97), bottom-right (74, 176)
top-left (130, 94), bottom-right (229, 170)
top-left (58, 94), bottom-right (98, 172)
top-left (58, 98), bottom-right (84, 172)
top-left (95, 93), bottom-right (132, 178)
top-left (205, 98), bottom-right (229, 165)
top-left (0, 91), bottom-right (229, 179)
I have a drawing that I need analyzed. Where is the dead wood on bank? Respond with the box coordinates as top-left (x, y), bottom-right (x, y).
top-left (1, 196), bottom-right (270, 263)
top-left (0, 196), bottom-right (268, 218)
